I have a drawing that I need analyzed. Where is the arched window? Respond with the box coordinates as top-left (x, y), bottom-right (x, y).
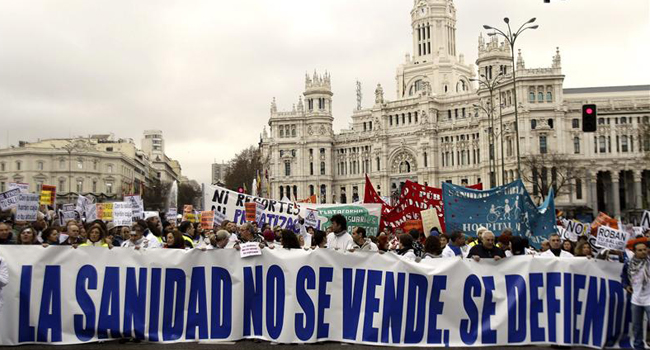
top-left (531, 119), bottom-right (537, 130)
top-left (424, 152), bottom-right (428, 167)
top-left (37, 161), bottom-right (44, 171)
top-left (16, 161), bottom-right (21, 171)
top-left (539, 135), bottom-right (548, 154)
top-left (279, 186), bottom-right (284, 198)
top-left (529, 91), bottom-right (535, 102)
top-left (291, 125), bottom-right (296, 137)
top-left (548, 119), bottom-right (554, 129)
top-left (546, 91), bottom-right (553, 102)
top-left (399, 161), bottom-right (411, 173)
top-left (309, 185), bottom-right (314, 196)
top-left (538, 92), bottom-right (544, 102)
top-left (620, 117), bottom-right (627, 124)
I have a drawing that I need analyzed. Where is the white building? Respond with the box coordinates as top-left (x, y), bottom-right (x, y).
top-left (141, 130), bottom-right (181, 183)
top-left (260, 0), bottom-right (650, 221)
top-left (211, 161), bottom-right (226, 185)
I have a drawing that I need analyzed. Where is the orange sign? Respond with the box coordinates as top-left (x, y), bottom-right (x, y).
top-left (245, 202), bottom-right (257, 222)
top-left (403, 219), bottom-right (423, 233)
top-left (590, 212), bottom-right (619, 235)
top-left (200, 211), bottom-right (215, 230)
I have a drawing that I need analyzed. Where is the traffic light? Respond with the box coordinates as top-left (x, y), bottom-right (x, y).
top-left (582, 104), bottom-right (597, 132)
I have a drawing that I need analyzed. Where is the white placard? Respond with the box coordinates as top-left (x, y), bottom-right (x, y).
top-left (214, 210), bottom-right (226, 227)
top-left (642, 210), bottom-right (650, 231)
top-left (15, 193), bottom-right (40, 222)
top-left (0, 188), bottom-right (21, 211)
top-left (8, 182), bottom-right (29, 193)
top-left (562, 219), bottom-right (589, 242)
top-left (304, 209), bottom-right (319, 229)
top-left (596, 226), bottom-right (630, 250)
top-left (125, 195), bottom-right (144, 220)
top-left (85, 204), bottom-right (97, 222)
top-left (239, 241), bottom-right (262, 258)
top-left (112, 202), bottom-right (133, 226)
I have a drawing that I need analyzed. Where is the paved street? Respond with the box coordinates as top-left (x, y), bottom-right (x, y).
top-left (13, 340), bottom-right (591, 349)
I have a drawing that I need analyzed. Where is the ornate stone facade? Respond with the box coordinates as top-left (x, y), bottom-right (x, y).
top-left (260, 0), bottom-right (650, 221)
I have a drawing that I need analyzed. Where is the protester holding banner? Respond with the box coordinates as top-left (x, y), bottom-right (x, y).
top-left (280, 229), bottom-right (301, 249)
top-left (0, 223), bottom-right (14, 245)
top-left (326, 214), bottom-right (353, 251)
top-left (622, 240), bottom-right (650, 350)
top-left (441, 231), bottom-right (468, 258)
top-left (540, 233), bottom-right (574, 257)
top-left (209, 230), bottom-right (231, 249)
top-left (467, 231), bottom-right (505, 262)
top-left (164, 229), bottom-right (185, 249)
top-left (0, 254), bottom-right (7, 312)
top-left (350, 227), bottom-right (378, 252)
top-left (178, 221), bottom-right (196, 248)
top-left (234, 223), bottom-right (266, 250)
top-left (79, 224), bottom-right (111, 248)
top-left (121, 220), bottom-right (152, 250)
top-left (60, 223), bottom-right (84, 246)
top-left (422, 235), bottom-right (442, 259)
top-left (40, 227), bottom-right (60, 247)
top-left (16, 227), bottom-right (38, 245)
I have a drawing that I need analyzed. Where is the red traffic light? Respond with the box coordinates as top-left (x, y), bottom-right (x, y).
top-left (237, 187), bottom-right (244, 193)
top-left (585, 108), bottom-right (594, 115)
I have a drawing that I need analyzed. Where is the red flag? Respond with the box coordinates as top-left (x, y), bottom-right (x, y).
top-left (363, 175), bottom-right (393, 215)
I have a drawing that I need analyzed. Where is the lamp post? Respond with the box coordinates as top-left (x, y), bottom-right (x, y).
top-left (498, 94), bottom-right (506, 183)
top-left (484, 18), bottom-right (539, 180)
top-left (474, 102), bottom-right (496, 187)
top-left (472, 73), bottom-right (503, 187)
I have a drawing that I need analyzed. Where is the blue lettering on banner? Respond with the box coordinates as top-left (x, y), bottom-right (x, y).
top-left (243, 266), bottom-right (263, 337)
top-left (210, 267), bottom-right (232, 339)
top-left (546, 272), bottom-right (561, 343)
top-left (162, 268), bottom-right (186, 341)
top-left (460, 275), bottom-right (480, 345)
top-left (295, 266), bottom-right (316, 341)
top-left (266, 265), bottom-right (286, 340)
top-left (605, 279), bottom-right (624, 347)
top-left (481, 276), bottom-right (496, 344)
top-left (573, 274), bottom-right (586, 344)
top-left (74, 265), bottom-right (97, 341)
top-left (97, 267), bottom-right (121, 339)
top-left (317, 267), bottom-right (333, 339)
top-left (529, 273), bottom-right (545, 342)
top-left (19, 266), bottom-right (35, 342)
top-left (404, 273), bottom-right (427, 344)
top-left (505, 275), bottom-right (526, 343)
top-left (563, 273), bottom-right (572, 344)
top-left (427, 275), bottom-right (446, 345)
top-left (186, 267), bottom-right (208, 340)
top-left (582, 277), bottom-right (606, 347)
top-left (342, 268), bottom-right (365, 340)
top-left (382, 272), bottom-right (405, 344)
top-left (37, 266), bottom-right (62, 342)
top-left (148, 268), bottom-right (162, 341)
top-left (362, 270), bottom-right (382, 342)
top-left (123, 267), bottom-right (147, 340)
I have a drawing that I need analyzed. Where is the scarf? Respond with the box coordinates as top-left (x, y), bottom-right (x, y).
top-left (334, 230), bottom-right (348, 237)
top-left (628, 257), bottom-right (650, 289)
top-left (550, 248), bottom-right (562, 257)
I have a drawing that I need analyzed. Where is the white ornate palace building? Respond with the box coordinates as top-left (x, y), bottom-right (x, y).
top-left (260, 0), bottom-right (650, 221)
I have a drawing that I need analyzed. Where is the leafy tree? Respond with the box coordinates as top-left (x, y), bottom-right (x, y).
top-left (224, 145), bottom-right (261, 192)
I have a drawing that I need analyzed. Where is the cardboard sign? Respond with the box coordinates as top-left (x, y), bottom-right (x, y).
top-left (591, 212), bottom-right (619, 235)
top-left (16, 193), bottom-right (40, 222)
top-left (245, 202), bottom-right (257, 222)
top-left (403, 219), bottom-right (424, 233)
top-left (112, 202), bottom-right (133, 226)
top-left (642, 211), bottom-right (650, 231)
top-left (596, 226), bottom-right (630, 250)
top-left (40, 185), bottom-right (56, 206)
top-left (200, 211), bottom-right (215, 230)
top-left (96, 203), bottom-right (114, 221)
top-left (421, 208), bottom-right (442, 236)
top-left (125, 195), bottom-right (144, 221)
top-left (8, 182), bottom-right (29, 193)
top-left (0, 188), bottom-right (21, 211)
top-left (239, 242), bottom-right (262, 258)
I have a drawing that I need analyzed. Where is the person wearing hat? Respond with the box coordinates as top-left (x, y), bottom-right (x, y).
top-left (122, 220), bottom-right (153, 250)
top-left (469, 226), bottom-right (488, 248)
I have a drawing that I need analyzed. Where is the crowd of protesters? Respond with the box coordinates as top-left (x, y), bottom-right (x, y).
top-left (2, 211), bottom-right (650, 348)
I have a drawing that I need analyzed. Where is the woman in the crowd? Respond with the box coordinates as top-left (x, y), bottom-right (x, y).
top-left (574, 241), bottom-right (593, 258)
top-left (280, 229), bottom-right (301, 249)
top-left (165, 229), bottom-right (186, 249)
top-left (80, 224), bottom-right (112, 248)
top-left (562, 240), bottom-right (575, 255)
top-left (177, 221), bottom-right (196, 248)
top-left (422, 235), bottom-right (443, 260)
top-left (41, 227), bottom-right (60, 247)
top-left (397, 234), bottom-right (417, 261)
top-left (16, 227), bottom-right (39, 245)
top-left (311, 230), bottom-right (327, 249)
top-left (439, 233), bottom-right (449, 249)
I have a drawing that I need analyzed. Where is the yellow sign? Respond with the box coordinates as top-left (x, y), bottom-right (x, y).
top-left (39, 191), bottom-right (52, 205)
top-left (96, 203), bottom-right (114, 221)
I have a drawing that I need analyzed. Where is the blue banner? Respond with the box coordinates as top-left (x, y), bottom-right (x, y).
top-left (442, 180), bottom-right (556, 248)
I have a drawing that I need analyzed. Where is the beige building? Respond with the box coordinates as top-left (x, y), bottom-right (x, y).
top-left (0, 132), bottom-right (183, 203)
top-left (260, 0), bottom-right (649, 221)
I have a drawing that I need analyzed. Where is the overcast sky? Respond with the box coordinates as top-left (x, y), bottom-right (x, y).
top-left (0, 0), bottom-right (648, 186)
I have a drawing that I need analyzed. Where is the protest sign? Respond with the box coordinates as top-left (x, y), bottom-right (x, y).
top-left (596, 226), bottom-right (630, 250)
top-left (96, 203), bottom-right (114, 221)
top-left (124, 195), bottom-right (144, 221)
top-left (244, 202), bottom-right (257, 222)
top-left (0, 246), bottom-right (634, 348)
top-left (562, 219), bottom-right (589, 242)
top-left (0, 188), bottom-right (21, 211)
top-left (40, 185), bottom-right (56, 206)
top-left (75, 195), bottom-right (92, 214)
top-left (58, 209), bottom-right (78, 226)
top-left (84, 204), bottom-right (97, 221)
top-left (200, 211), bottom-right (215, 230)
top-left (590, 212), bottom-right (619, 235)
top-left (403, 219), bottom-right (423, 232)
top-left (420, 207), bottom-right (442, 235)
top-left (16, 193), bottom-right (39, 221)
top-left (304, 209), bottom-right (319, 228)
top-left (642, 210), bottom-right (650, 231)
top-left (205, 184), bottom-right (381, 235)
top-left (8, 182), bottom-right (29, 193)
top-left (182, 205), bottom-right (194, 222)
top-left (214, 210), bottom-right (226, 227)
top-left (112, 202), bottom-right (133, 226)
top-left (443, 180), bottom-right (556, 249)
top-left (239, 242), bottom-right (262, 258)
top-left (166, 208), bottom-right (178, 221)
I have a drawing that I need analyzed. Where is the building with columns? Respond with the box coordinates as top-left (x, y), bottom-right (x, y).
top-left (259, 0), bottom-right (649, 221)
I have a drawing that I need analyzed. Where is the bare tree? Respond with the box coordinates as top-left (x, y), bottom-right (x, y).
top-left (642, 120), bottom-right (650, 162)
top-left (224, 146), bottom-right (262, 192)
top-left (521, 152), bottom-right (580, 203)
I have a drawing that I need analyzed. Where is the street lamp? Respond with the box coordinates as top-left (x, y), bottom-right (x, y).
top-left (471, 73), bottom-right (503, 187)
top-left (483, 17), bottom-right (539, 180)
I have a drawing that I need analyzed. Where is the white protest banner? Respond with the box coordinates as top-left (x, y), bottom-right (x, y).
top-left (58, 210), bottom-right (78, 226)
top-left (166, 208), bottom-right (178, 221)
top-left (214, 210), bottom-right (226, 227)
top-left (205, 184), bottom-right (381, 235)
top-left (75, 195), bottom-right (92, 214)
top-left (634, 227), bottom-right (644, 237)
top-left (112, 202), bottom-right (133, 226)
top-left (85, 204), bottom-right (97, 222)
top-left (124, 195), bottom-right (144, 220)
top-left (0, 188), bottom-right (21, 211)
top-left (642, 210), bottom-right (650, 231)
top-left (0, 246), bottom-right (634, 348)
top-left (15, 193), bottom-right (39, 221)
top-left (596, 225), bottom-right (630, 250)
top-left (8, 182), bottom-right (29, 193)
top-left (562, 219), bottom-right (589, 242)
top-left (239, 241), bottom-right (262, 258)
